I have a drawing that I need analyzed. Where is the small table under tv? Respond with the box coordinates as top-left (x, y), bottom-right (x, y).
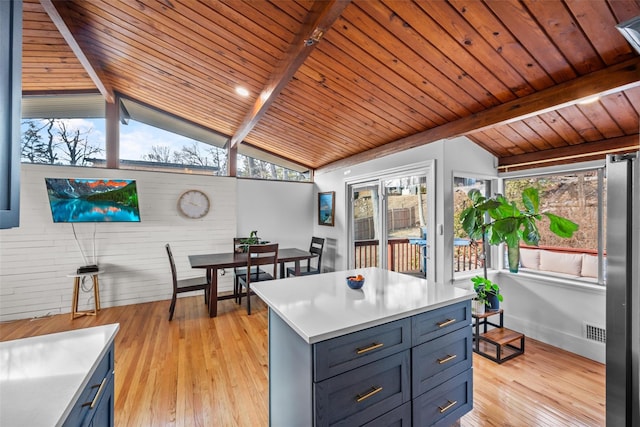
top-left (67, 269), bottom-right (102, 319)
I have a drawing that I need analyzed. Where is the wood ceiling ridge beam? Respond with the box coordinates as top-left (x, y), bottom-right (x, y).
top-left (39, 0), bottom-right (115, 104)
top-left (228, 0), bottom-right (352, 149)
top-left (316, 57), bottom-right (640, 174)
top-left (498, 134), bottom-right (640, 170)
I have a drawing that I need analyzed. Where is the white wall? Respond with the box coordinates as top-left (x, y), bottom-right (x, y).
top-left (236, 179), bottom-right (314, 250)
top-left (0, 164), bottom-right (314, 322)
top-left (499, 273), bottom-right (606, 362)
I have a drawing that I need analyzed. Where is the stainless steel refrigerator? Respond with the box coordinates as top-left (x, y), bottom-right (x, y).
top-left (606, 151), bottom-right (640, 426)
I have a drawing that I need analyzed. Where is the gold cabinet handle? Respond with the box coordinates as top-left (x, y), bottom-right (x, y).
top-left (82, 377), bottom-right (107, 409)
top-left (356, 342), bottom-right (384, 354)
top-left (437, 354), bottom-right (457, 364)
top-left (438, 400), bottom-right (458, 413)
top-left (356, 386), bottom-right (383, 402)
top-left (437, 318), bottom-right (456, 328)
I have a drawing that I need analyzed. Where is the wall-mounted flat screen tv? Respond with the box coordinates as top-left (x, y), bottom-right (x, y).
top-left (45, 178), bottom-right (141, 223)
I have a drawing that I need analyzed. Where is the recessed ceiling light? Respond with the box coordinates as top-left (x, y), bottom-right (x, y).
top-left (235, 86), bottom-right (250, 97)
top-left (578, 96), bottom-right (600, 105)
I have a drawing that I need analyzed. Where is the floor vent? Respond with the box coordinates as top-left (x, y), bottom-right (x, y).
top-left (585, 323), bottom-right (606, 343)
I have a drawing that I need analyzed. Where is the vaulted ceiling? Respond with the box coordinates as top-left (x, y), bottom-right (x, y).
top-left (21, 0), bottom-right (640, 173)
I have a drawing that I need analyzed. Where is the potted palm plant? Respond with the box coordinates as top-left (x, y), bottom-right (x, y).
top-left (459, 187), bottom-right (578, 274)
top-left (459, 187), bottom-right (578, 312)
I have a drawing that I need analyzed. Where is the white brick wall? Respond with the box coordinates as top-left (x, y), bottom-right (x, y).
top-left (0, 164), bottom-right (313, 321)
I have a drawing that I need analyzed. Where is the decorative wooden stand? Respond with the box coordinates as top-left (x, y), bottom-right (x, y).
top-left (472, 309), bottom-right (525, 363)
top-left (69, 270), bottom-right (101, 319)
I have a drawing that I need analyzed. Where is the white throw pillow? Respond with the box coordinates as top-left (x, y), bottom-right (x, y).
top-left (539, 250), bottom-right (583, 276)
top-left (519, 248), bottom-right (540, 270)
top-left (581, 254), bottom-right (598, 278)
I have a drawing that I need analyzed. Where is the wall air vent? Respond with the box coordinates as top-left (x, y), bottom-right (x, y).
top-left (584, 323), bottom-right (606, 343)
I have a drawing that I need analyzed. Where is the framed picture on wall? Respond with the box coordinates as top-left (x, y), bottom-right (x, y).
top-left (318, 191), bottom-right (335, 226)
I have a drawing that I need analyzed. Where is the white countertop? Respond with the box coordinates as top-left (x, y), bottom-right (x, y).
top-left (252, 267), bottom-right (475, 344)
top-left (0, 324), bottom-right (119, 427)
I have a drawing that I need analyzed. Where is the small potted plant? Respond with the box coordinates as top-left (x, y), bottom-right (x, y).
top-left (471, 276), bottom-right (503, 314)
top-left (237, 230), bottom-right (261, 253)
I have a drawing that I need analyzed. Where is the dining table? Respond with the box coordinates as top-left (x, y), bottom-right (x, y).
top-left (189, 247), bottom-right (317, 317)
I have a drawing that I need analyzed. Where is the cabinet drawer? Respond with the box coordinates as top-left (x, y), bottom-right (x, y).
top-left (314, 317), bottom-right (411, 381)
top-left (62, 344), bottom-right (114, 427)
top-left (412, 369), bottom-right (473, 427)
top-left (361, 401), bottom-right (411, 427)
top-left (314, 350), bottom-right (411, 427)
top-left (412, 326), bottom-right (472, 397)
top-left (412, 301), bottom-right (471, 346)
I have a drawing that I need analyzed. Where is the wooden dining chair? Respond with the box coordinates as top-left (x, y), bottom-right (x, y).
top-left (166, 243), bottom-right (210, 321)
top-left (236, 243), bottom-right (278, 315)
top-left (233, 237), bottom-right (266, 303)
top-left (287, 237), bottom-right (325, 277)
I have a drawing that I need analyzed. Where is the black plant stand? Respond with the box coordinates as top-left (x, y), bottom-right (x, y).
top-left (472, 309), bottom-right (525, 363)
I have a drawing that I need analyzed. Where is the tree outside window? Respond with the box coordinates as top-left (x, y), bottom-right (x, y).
top-left (21, 118), bottom-right (105, 166)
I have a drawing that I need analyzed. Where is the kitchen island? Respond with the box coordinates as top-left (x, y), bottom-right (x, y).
top-left (0, 324), bottom-right (119, 427)
top-left (252, 267), bottom-right (476, 427)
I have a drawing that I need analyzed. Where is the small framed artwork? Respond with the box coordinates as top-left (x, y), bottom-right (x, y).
top-left (318, 191), bottom-right (335, 226)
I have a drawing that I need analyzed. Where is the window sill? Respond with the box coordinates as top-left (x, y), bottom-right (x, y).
top-left (499, 269), bottom-right (605, 294)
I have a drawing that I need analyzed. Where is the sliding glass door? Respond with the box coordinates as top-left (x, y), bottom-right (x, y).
top-left (350, 182), bottom-right (381, 269)
top-left (385, 175), bottom-right (428, 277)
top-left (348, 163), bottom-right (434, 279)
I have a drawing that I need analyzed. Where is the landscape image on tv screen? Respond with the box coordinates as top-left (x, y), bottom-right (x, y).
top-left (45, 178), bottom-right (141, 223)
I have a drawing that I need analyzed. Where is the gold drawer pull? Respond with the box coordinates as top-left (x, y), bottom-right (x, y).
top-left (437, 354), bottom-right (457, 364)
top-left (437, 318), bottom-right (456, 328)
top-left (82, 377), bottom-right (108, 409)
top-left (356, 386), bottom-right (383, 402)
top-left (438, 400), bottom-right (458, 413)
top-left (356, 342), bottom-right (384, 354)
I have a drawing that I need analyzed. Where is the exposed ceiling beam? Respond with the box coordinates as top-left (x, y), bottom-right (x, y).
top-left (498, 134), bottom-right (640, 171)
top-left (228, 0), bottom-right (351, 149)
top-left (317, 57), bottom-right (640, 174)
top-left (40, 0), bottom-right (115, 104)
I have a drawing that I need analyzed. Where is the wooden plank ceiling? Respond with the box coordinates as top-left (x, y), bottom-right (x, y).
top-left (22, 0), bottom-right (640, 172)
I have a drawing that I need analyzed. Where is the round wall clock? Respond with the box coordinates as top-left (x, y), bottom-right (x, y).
top-left (177, 189), bottom-right (210, 219)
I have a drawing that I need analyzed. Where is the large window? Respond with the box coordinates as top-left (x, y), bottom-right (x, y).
top-left (237, 153), bottom-right (309, 181)
top-left (118, 118), bottom-right (226, 175)
top-left (21, 95), bottom-right (106, 167)
top-left (503, 168), bottom-right (606, 284)
top-left (453, 176), bottom-right (492, 275)
top-left (119, 97), bottom-right (227, 175)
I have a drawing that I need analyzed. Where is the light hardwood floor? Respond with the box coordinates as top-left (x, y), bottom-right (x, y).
top-left (0, 296), bottom-right (605, 426)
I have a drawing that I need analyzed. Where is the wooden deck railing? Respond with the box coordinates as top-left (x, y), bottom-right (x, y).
top-left (354, 238), bottom-right (485, 274)
top-left (454, 240), bottom-right (484, 272)
top-left (354, 239), bottom-right (601, 275)
top-left (354, 239), bottom-right (423, 274)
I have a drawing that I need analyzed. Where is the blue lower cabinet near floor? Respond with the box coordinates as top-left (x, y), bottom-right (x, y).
top-left (412, 369), bottom-right (473, 427)
top-left (62, 344), bottom-right (115, 427)
top-left (361, 402), bottom-right (412, 427)
top-left (315, 351), bottom-right (411, 427)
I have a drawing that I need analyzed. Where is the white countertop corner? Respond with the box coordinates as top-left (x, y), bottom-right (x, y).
top-left (0, 323), bottom-right (120, 427)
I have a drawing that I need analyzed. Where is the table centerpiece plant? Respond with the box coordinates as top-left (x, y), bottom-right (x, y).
top-left (237, 230), bottom-right (261, 253)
